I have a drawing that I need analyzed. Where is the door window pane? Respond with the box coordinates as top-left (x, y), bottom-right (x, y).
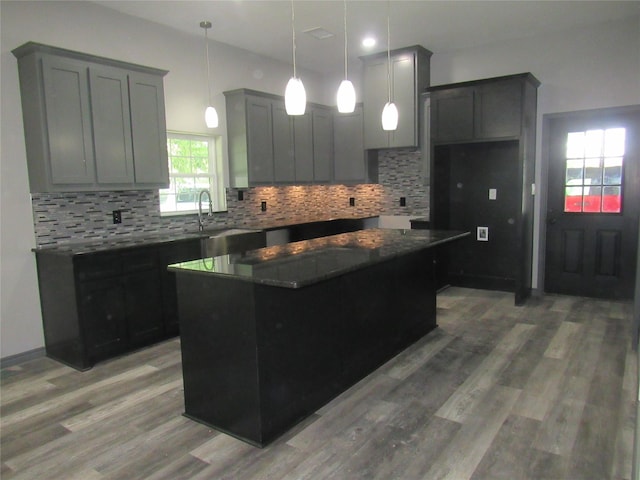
top-left (604, 128), bottom-right (625, 157)
top-left (582, 186), bottom-right (601, 212)
top-left (566, 159), bottom-right (583, 183)
top-left (603, 157), bottom-right (623, 185)
top-left (563, 128), bottom-right (624, 213)
top-left (602, 186), bottom-right (622, 213)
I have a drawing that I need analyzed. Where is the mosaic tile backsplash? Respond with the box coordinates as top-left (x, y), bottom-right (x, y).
top-left (31, 150), bottom-right (429, 247)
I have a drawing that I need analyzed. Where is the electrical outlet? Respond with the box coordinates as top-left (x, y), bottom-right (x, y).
top-left (112, 210), bottom-right (122, 224)
top-left (261, 201), bottom-right (267, 212)
top-left (349, 197), bottom-right (355, 207)
top-left (400, 197), bottom-right (406, 207)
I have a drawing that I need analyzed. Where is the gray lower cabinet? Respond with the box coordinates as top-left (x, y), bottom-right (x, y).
top-left (361, 45), bottom-right (432, 149)
top-left (225, 88), bottom-right (364, 186)
top-left (12, 42), bottom-right (169, 193)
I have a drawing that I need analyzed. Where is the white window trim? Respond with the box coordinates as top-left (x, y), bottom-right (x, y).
top-left (161, 131), bottom-right (227, 217)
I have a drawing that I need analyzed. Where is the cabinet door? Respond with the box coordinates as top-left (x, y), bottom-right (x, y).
top-left (41, 56), bottom-right (95, 185)
top-left (272, 101), bottom-right (295, 183)
top-left (89, 66), bottom-right (134, 184)
top-left (431, 88), bottom-right (475, 142)
top-left (124, 269), bottom-right (164, 346)
top-left (246, 96), bottom-right (275, 183)
top-left (334, 106), bottom-right (366, 183)
top-left (475, 80), bottom-right (522, 139)
top-left (362, 58), bottom-right (390, 149)
top-left (391, 54), bottom-right (417, 147)
top-left (128, 71), bottom-right (169, 186)
top-left (79, 278), bottom-right (127, 362)
top-left (312, 108), bottom-right (333, 183)
top-left (294, 112), bottom-right (314, 182)
top-left (159, 240), bottom-right (202, 336)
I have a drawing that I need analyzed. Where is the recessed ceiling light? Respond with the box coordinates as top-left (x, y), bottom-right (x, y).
top-left (304, 27), bottom-right (335, 40)
top-left (362, 37), bottom-right (376, 48)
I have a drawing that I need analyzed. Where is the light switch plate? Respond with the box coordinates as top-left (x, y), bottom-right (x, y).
top-left (489, 188), bottom-right (497, 200)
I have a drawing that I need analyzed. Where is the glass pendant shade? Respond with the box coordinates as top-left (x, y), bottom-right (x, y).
top-left (285, 77), bottom-right (306, 115)
top-left (205, 106), bottom-right (219, 128)
top-left (337, 80), bottom-right (356, 113)
top-left (382, 101), bottom-right (398, 131)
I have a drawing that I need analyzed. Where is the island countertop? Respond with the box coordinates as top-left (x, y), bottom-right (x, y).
top-left (169, 228), bottom-right (469, 288)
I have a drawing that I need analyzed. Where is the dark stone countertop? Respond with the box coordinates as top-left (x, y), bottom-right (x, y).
top-left (31, 215), bottom-right (379, 256)
top-left (169, 228), bottom-right (469, 289)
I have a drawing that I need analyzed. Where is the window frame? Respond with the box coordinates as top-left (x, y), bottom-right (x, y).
top-left (562, 128), bottom-right (625, 215)
top-left (160, 131), bottom-right (227, 217)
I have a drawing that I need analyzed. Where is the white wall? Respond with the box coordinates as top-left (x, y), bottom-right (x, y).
top-left (431, 15), bottom-right (640, 289)
top-left (0, 0), bottom-right (327, 359)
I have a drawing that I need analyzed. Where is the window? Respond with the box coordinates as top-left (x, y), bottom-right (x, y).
top-left (564, 128), bottom-right (625, 213)
top-left (160, 133), bottom-right (226, 215)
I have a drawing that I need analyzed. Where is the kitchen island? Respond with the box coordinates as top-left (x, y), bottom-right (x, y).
top-left (169, 228), bottom-right (468, 447)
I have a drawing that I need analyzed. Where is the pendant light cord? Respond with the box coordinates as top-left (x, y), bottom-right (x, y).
top-left (291, 0), bottom-right (297, 78)
top-left (343, 0), bottom-right (348, 79)
top-left (204, 23), bottom-right (212, 105)
top-left (387, 0), bottom-right (392, 103)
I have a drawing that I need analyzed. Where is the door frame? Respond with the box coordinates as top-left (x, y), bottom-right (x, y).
top-left (537, 104), bottom-right (640, 296)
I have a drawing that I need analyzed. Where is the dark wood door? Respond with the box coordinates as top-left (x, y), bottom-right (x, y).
top-left (545, 106), bottom-right (640, 299)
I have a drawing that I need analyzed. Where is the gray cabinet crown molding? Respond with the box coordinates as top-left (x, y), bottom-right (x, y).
top-left (12, 42), bottom-right (168, 77)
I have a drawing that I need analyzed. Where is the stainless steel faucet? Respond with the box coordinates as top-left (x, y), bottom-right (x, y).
top-left (198, 189), bottom-right (213, 232)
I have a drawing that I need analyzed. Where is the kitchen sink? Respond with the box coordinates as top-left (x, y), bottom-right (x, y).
top-left (200, 228), bottom-right (266, 257)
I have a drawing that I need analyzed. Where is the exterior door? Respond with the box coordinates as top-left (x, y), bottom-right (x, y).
top-left (545, 106), bottom-right (640, 299)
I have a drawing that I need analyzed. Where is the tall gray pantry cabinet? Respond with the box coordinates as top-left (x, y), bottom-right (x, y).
top-left (12, 42), bottom-right (169, 192)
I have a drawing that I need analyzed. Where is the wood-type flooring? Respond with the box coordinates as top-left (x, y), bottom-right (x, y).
top-left (1, 287), bottom-right (637, 479)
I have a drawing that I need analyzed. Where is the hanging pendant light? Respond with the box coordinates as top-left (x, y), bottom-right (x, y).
top-left (200, 21), bottom-right (219, 128)
top-left (285, 0), bottom-right (306, 115)
top-left (381, 1), bottom-right (398, 131)
top-left (337, 0), bottom-right (356, 113)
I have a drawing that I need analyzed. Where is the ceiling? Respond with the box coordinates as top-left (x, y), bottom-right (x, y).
top-left (93, 1), bottom-right (639, 76)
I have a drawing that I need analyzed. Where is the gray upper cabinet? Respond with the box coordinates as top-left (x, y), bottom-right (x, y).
top-left (293, 112), bottom-right (314, 182)
top-left (361, 45), bottom-right (432, 149)
top-left (430, 76), bottom-right (528, 143)
top-left (12, 42), bottom-right (169, 193)
top-left (246, 95), bottom-right (275, 184)
top-left (90, 65), bottom-right (134, 184)
top-left (226, 90), bottom-right (276, 187)
top-left (333, 105), bottom-right (366, 183)
top-left (225, 89), bottom-right (362, 187)
top-left (272, 100), bottom-right (295, 183)
top-left (41, 56), bottom-right (96, 186)
top-left (128, 71), bottom-right (169, 186)
top-left (312, 107), bottom-right (333, 183)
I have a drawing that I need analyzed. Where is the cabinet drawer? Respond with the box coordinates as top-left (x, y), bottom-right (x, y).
top-left (121, 249), bottom-right (158, 273)
top-left (75, 254), bottom-right (121, 280)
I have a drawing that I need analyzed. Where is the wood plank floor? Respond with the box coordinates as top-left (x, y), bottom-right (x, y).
top-left (1, 287), bottom-right (637, 479)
